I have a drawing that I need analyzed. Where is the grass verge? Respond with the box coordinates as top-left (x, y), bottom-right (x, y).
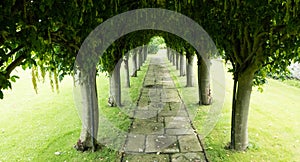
top-left (0, 60), bottom-right (149, 162)
top-left (167, 59), bottom-right (300, 162)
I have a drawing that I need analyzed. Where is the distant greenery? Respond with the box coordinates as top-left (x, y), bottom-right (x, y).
top-left (147, 36), bottom-right (166, 54)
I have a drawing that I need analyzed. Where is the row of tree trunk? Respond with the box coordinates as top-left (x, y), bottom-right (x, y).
top-left (108, 46), bottom-right (148, 107)
top-left (76, 46), bottom-right (148, 151)
top-left (167, 49), bottom-right (211, 105)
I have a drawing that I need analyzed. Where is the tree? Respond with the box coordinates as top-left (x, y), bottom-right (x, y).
top-left (179, 52), bottom-right (186, 76)
top-left (131, 49), bottom-right (138, 77)
top-left (124, 54), bottom-right (130, 88)
top-left (185, 47), bottom-right (195, 87)
top-left (1, 0), bottom-right (113, 151)
top-left (197, 0), bottom-right (300, 150)
top-left (148, 36), bottom-right (165, 54)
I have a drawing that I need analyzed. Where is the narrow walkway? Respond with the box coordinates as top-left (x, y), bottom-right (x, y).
top-left (121, 54), bottom-right (207, 162)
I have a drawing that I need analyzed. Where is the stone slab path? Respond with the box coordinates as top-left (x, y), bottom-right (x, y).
top-left (121, 54), bottom-right (207, 162)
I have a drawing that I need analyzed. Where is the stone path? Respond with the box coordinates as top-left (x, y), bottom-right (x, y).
top-left (121, 54), bottom-right (207, 162)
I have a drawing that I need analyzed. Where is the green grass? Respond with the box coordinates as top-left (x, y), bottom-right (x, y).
top-left (0, 61), bottom-right (149, 162)
top-left (167, 59), bottom-right (300, 162)
top-left (282, 78), bottom-right (300, 88)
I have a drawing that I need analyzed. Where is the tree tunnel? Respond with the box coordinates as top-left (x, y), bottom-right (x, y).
top-left (74, 8), bottom-right (218, 150)
top-left (2, 0), bottom-right (298, 154)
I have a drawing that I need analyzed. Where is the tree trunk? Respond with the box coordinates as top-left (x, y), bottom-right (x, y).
top-left (76, 68), bottom-right (99, 151)
top-left (186, 54), bottom-right (194, 87)
top-left (138, 48), bottom-right (143, 70)
top-left (167, 49), bottom-right (170, 61)
top-left (169, 50), bottom-right (172, 63)
top-left (172, 51), bottom-right (176, 66)
top-left (198, 57), bottom-right (211, 105)
top-left (131, 51), bottom-right (137, 77)
top-left (231, 71), bottom-right (254, 151)
top-left (230, 73), bottom-right (238, 149)
top-left (144, 45), bottom-right (148, 61)
top-left (176, 53), bottom-right (180, 70)
top-left (124, 55), bottom-right (130, 88)
top-left (108, 61), bottom-right (122, 107)
top-left (180, 54), bottom-right (185, 76)
top-left (170, 51), bottom-right (173, 63)
top-left (141, 47), bottom-right (145, 65)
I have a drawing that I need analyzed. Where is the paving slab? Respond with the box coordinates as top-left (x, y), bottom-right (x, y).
top-left (138, 96), bottom-right (149, 108)
top-left (178, 135), bottom-right (203, 152)
top-left (134, 110), bottom-right (158, 119)
top-left (148, 102), bottom-right (167, 111)
top-left (131, 120), bottom-right (164, 134)
top-left (171, 152), bottom-right (206, 162)
top-left (165, 128), bottom-right (194, 135)
top-left (124, 134), bottom-right (145, 153)
top-left (145, 135), bottom-right (179, 153)
top-left (158, 103), bottom-right (188, 117)
top-left (165, 117), bottom-right (192, 129)
top-left (122, 154), bottom-right (170, 162)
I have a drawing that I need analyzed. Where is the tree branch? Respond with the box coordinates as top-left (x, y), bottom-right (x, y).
top-left (244, 25), bottom-right (252, 56)
top-left (231, 34), bottom-right (243, 65)
top-left (0, 45), bottom-right (24, 66)
top-left (5, 54), bottom-right (26, 78)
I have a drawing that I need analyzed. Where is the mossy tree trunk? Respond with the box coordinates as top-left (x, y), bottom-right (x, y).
top-left (77, 68), bottom-right (99, 151)
top-left (131, 51), bottom-right (137, 77)
top-left (186, 54), bottom-right (194, 87)
top-left (198, 55), bottom-right (211, 105)
top-left (176, 52), bottom-right (180, 70)
top-left (144, 45), bottom-right (148, 61)
top-left (180, 53), bottom-right (185, 76)
top-left (172, 51), bottom-right (176, 66)
top-left (124, 55), bottom-right (130, 88)
top-left (230, 69), bottom-right (255, 150)
top-left (108, 60), bottom-right (122, 107)
top-left (138, 48), bottom-right (143, 70)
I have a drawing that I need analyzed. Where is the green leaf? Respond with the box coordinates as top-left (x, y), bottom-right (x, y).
top-left (10, 75), bottom-right (19, 82)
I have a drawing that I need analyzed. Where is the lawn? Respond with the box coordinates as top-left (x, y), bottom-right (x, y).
top-left (168, 59), bottom-right (300, 162)
top-left (0, 59), bottom-right (149, 162)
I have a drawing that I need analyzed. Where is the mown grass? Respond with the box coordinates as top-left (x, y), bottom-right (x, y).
top-left (283, 79), bottom-right (300, 88)
top-left (168, 58), bottom-right (300, 162)
top-left (0, 60), bottom-right (149, 162)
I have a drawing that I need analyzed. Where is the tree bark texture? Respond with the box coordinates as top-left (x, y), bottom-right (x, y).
top-left (138, 48), bottom-right (143, 70)
top-left (141, 47), bottom-right (145, 65)
top-left (172, 51), bottom-right (176, 66)
top-left (108, 61), bottom-right (122, 107)
top-left (198, 57), bottom-right (211, 105)
top-left (77, 68), bottom-right (99, 151)
top-left (144, 45), bottom-right (148, 61)
top-left (170, 52), bottom-right (173, 63)
top-left (169, 50), bottom-right (173, 63)
top-left (176, 53), bottom-right (180, 70)
top-left (231, 70), bottom-right (254, 151)
top-left (180, 54), bottom-right (185, 76)
top-left (186, 54), bottom-right (194, 87)
top-left (124, 55), bottom-right (130, 88)
top-left (131, 51), bottom-right (137, 77)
